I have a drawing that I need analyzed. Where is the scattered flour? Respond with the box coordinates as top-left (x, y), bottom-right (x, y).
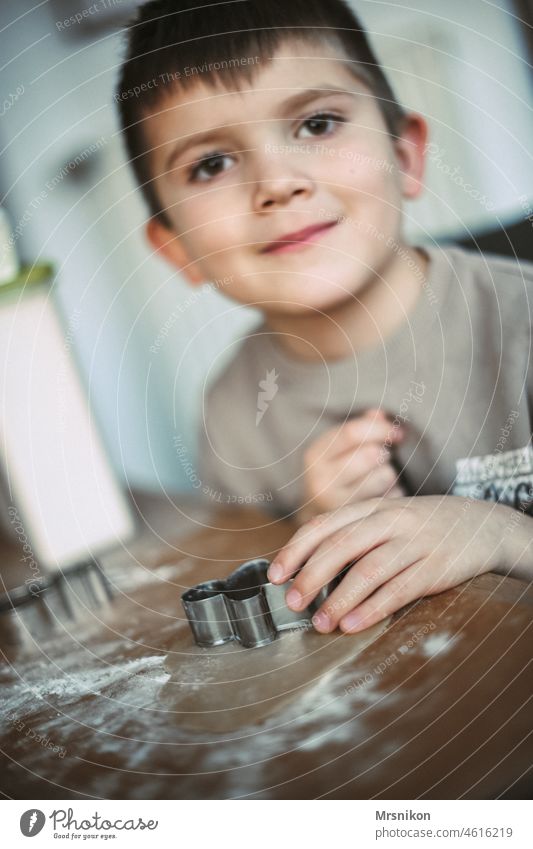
top-left (2, 654), bottom-right (170, 723)
top-left (421, 632), bottom-right (456, 657)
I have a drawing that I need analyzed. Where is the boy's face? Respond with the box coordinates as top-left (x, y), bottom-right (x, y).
top-left (146, 40), bottom-right (426, 314)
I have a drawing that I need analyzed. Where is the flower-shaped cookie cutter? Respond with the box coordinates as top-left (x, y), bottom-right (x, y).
top-left (181, 558), bottom-right (335, 649)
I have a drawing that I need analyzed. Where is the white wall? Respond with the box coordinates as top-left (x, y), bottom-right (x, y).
top-left (354, 0), bottom-right (533, 237)
top-left (0, 0), bottom-right (531, 494)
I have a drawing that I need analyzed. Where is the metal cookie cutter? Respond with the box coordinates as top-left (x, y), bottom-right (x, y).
top-left (181, 558), bottom-right (333, 649)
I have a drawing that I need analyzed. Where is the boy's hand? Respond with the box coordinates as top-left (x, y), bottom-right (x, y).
top-left (268, 495), bottom-right (533, 633)
top-left (299, 408), bottom-right (405, 520)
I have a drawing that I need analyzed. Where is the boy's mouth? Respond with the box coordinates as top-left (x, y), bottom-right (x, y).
top-left (260, 220), bottom-right (337, 254)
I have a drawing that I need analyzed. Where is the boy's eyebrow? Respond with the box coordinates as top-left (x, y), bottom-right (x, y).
top-left (165, 85), bottom-right (358, 170)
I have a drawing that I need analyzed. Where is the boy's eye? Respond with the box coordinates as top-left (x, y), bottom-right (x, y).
top-left (184, 111), bottom-right (344, 182)
top-left (296, 111), bottom-right (345, 139)
top-left (188, 152), bottom-right (233, 182)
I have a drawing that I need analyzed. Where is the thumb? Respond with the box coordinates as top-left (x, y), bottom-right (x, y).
top-left (363, 407), bottom-right (387, 419)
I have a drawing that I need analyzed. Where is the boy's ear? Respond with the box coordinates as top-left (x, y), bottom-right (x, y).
top-left (145, 217), bottom-right (205, 285)
top-left (393, 113), bottom-right (428, 200)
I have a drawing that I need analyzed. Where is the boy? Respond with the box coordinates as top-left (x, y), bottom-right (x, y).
top-left (116, 0), bottom-right (533, 633)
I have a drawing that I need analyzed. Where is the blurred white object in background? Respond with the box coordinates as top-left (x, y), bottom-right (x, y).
top-left (0, 234), bottom-right (136, 575)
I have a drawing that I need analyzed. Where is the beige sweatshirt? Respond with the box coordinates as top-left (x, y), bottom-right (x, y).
top-left (197, 245), bottom-right (533, 518)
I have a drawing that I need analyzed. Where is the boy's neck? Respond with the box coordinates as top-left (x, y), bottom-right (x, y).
top-left (263, 245), bottom-right (429, 362)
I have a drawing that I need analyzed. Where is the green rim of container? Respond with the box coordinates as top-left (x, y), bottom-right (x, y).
top-left (0, 262), bottom-right (54, 297)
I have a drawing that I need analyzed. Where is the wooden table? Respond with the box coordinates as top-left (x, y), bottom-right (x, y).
top-left (1, 491), bottom-right (532, 799)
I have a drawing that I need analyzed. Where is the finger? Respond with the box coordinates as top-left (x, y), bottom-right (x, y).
top-left (388, 484), bottom-right (406, 498)
top-left (329, 441), bottom-right (391, 478)
top-left (284, 510), bottom-right (395, 612)
top-left (333, 460), bottom-right (399, 502)
top-left (268, 498), bottom-right (384, 584)
top-left (305, 415), bottom-right (404, 463)
top-left (331, 416), bottom-right (404, 455)
top-left (362, 407), bottom-right (387, 418)
top-left (339, 560), bottom-right (426, 633)
top-left (305, 447), bottom-right (397, 509)
top-left (310, 537), bottom-right (419, 632)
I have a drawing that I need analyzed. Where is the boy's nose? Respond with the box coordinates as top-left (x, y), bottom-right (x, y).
top-left (252, 170), bottom-right (314, 211)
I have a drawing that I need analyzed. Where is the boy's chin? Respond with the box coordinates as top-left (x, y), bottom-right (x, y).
top-left (227, 268), bottom-right (371, 315)
top-left (261, 288), bottom-right (359, 317)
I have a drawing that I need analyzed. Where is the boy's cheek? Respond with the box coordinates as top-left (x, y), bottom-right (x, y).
top-left (324, 157), bottom-right (400, 225)
top-left (177, 197), bottom-right (244, 247)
